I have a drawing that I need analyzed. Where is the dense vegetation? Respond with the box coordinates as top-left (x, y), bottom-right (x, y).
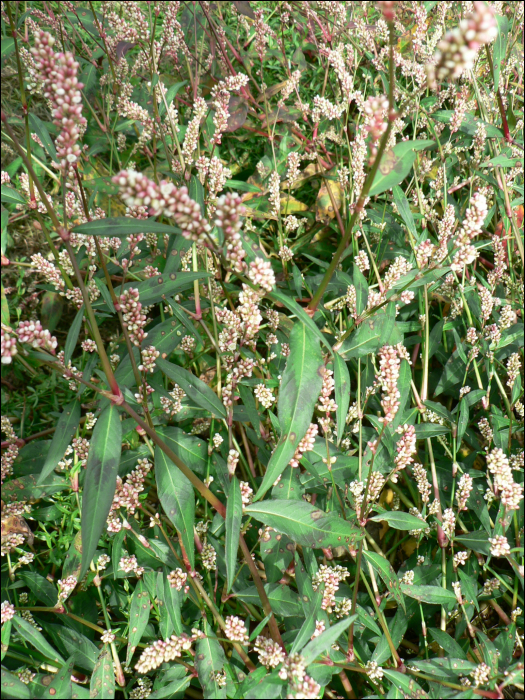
top-left (1, 1), bottom-right (523, 698)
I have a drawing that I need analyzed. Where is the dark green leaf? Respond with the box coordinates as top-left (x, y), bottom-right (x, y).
top-left (155, 443), bottom-right (195, 569)
top-left (400, 584), bottom-right (457, 605)
top-left (369, 511), bottom-right (427, 531)
top-left (255, 322), bottom-right (324, 500)
top-left (268, 289), bottom-right (332, 352)
top-left (1, 669), bottom-right (31, 699)
top-left (225, 477), bottom-right (243, 593)
top-left (135, 271), bottom-right (211, 307)
top-left (71, 217), bottom-right (181, 237)
top-left (245, 500), bottom-right (363, 550)
top-left (494, 16), bottom-right (509, 92)
top-left (393, 185), bottom-right (418, 241)
top-left (28, 113), bottom-right (58, 161)
top-left (158, 81), bottom-right (188, 116)
top-left (409, 658), bottom-right (476, 679)
top-left (369, 144), bottom-right (418, 197)
top-left (156, 359), bottom-right (226, 418)
top-left (80, 404), bottom-right (122, 578)
top-left (353, 265), bottom-right (369, 315)
top-left (46, 655), bottom-right (74, 698)
top-left (333, 353), bottom-right (350, 445)
top-left (455, 531), bottom-right (491, 556)
top-left (414, 423), bottom-right (450, 438)
top-left (428, 627), bottom-right (468, 659)
top-left (362, 550), bottom-right (405, 612)
top-left (1, 185), bottom-right (25, 205)
top-left (432, 110), bottom-right (503, 137)
top-left (12, 616), bottom-right (65, 665)
top-left (235, 583), bottom-right (303, 617)
top-left (18, 571), bottom-right (58, 607)
top-left (64, 305), bottom-right (85, 366)
top-left (339, 303), bottom-right (396, 358)
top-left (381, 669), bottom-right (429, 699)
top-left (301, 615), bottom-right (357, 665)
top-left (37, 400), bottom-right (81, 485)
top-left (195, 620), bottom-right (227, 699)
top-left (457, 400), bottom-right (469, 444)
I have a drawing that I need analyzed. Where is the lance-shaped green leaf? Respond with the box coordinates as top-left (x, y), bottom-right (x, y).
top-left (254, 323), bottom-right (324, 500)
top-left (1, 185), bottom-right (26, 205)
top-left (80, 404), bottom-right (122, 578)
top-left (12, 615), bottom-right (65, 666)
top-left (28, 113), bottom-right (58, 161)
top-left (369, 143), bottom-right (418, 197)
top-left (64, 305), bottom-right (84, 366)
top-left (382, 669), bottom-right (429, 699)
top-left (393, 184), bottom-right (418, 242)
top-left (362, 550), bottom-right (405, 612)
top-left (235, 583), bottom-right (303, 617)
top-left (149, 676), bottom-right (191, 699)
top-left (1, 619), bottom-right (11, 661)
top-left (37, 400), bottom-right (81, 485)
top-left (301, 615), bottom-right (357, 666)
top-left (268, 289), bottom-right (333, 352)
top-left (225, 477), bottom-right (243, 593)
top-left (71, 216), bottom-right (181, 237)
top-left (47, 655), bottom-right (74, 698)
top-left (333, 353), bottom-right (350, 445)
top-left (245, 500), bottom-right (363, 550)
top-left (126, 581), bottom-right (150, 665)
top-left (195, 620), bottom-right (227, 699)
top-left (400, 584), bottom-right (457, 606)
top-left (162, 569), bottom-right (183, 636)
top-left (156, 358), bottom-right (226, 419)
top-left (135, 271), bottom-right (211, 307)
top-left (339, 303), bottom-right (396, 359)
top-left (1, 669), bottom-right (31, 699)
top-left (90, 646), bottom-right (115, 699)
top-left (369, 511), bottom-right (428, 531)
top-left (155, 443), bottom-right (195, 569)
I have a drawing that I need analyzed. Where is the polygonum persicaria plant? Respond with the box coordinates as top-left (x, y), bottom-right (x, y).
top-left (1, 1), bottom-right (523, 698)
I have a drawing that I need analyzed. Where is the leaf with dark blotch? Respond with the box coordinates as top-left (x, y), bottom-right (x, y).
top-left (135, 271), bottom-right (211, 307)
top-left (254, 322), bottom-right (324, 500)
top-left (115, 41), bottom-right (135, 60)
top-left (156, 358), bottom-right (226, 418)
top-left (362, 550), bottom-right (405, 612)
top-left (232, 0), bottom-right (255, 18)
top-left (225, 95), bottom-right (248, 132)
top-left (126, 581), bottom-right (150, 665)
top-left (260, 527), bottom-right (295, 584)
top-left (90, 646), bottom-right (115, 698)
top-left (71, 217), bottom-right (181, 237)
top-left (142, 317), bottom-right (183, 357)
top-left (3, 472), bottom-right (69, 501)
top-left (45, 656), bottom-right (74, 698)
top-left (333, 353), bottom-right (350, 445)
top-left (41, 291), bottom-right (64, 332)
top-left (271, 465), bottom-right (304, 501)
top-left (37, 400), bottom-right (81, 485)
top-left (155, 443), bottom-right (195, 569)
top-left (225, 477), bottom-right (243, 593)
top-left (80, 405), bottom-right (122, 579)
top-left (245, 500), bottom-right (363, 550)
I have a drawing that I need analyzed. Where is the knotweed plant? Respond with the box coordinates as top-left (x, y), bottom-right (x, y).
top-left (1, 1), bottom-right (523, 698)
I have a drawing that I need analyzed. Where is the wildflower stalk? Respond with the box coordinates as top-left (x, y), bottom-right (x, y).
top-left (1, 114), bottom-right (121, 398)
top-left (308, 21), bottom-right (396, 313)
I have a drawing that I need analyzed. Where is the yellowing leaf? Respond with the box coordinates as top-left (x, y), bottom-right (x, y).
top-left (280, 195), bottom-right (308, 215)
top-left (316, 180), bottom-right (342, 223)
